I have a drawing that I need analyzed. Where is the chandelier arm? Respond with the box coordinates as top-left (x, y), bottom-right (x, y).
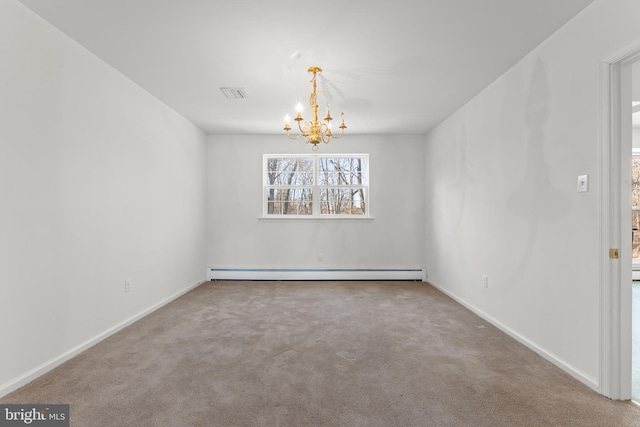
top-left (319, 123), bottom-right (331, 144)
top-left (330, 127), bottom-right (345, 139)
top-left (285, 131), bottom-right (303, 140)
top-left (299, 121), bottom-right (311, 137)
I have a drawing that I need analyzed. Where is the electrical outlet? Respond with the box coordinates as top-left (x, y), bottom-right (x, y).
top-left (483, 275), bottom-right (489, 289)
top-left (317, 252), bottom-right (323, 262)
top-left (125, 279), bottom-right (132, 292)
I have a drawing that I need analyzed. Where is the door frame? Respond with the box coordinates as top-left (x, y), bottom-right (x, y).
top-left (599, 45), bottom-right (640, 400)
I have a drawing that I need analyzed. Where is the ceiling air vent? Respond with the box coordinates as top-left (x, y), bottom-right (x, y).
top-left (220, 87), bottom-right (247, 99)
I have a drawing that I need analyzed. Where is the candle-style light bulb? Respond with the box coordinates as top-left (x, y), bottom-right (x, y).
top-left (324, 103), bottom-right (332, 122)
top-left (294, 103), bottom-right (303, 121)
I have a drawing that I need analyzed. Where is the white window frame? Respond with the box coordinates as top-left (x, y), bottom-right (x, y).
top-left (263, 154), bottom-right (370, 219)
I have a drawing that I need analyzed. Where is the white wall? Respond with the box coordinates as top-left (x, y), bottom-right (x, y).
top-left (424, 0), bottom-right (640, 391)
top-left (0, 0), bottom-right (207, 395)
top-left (207, 134), bottom-right (425, 271)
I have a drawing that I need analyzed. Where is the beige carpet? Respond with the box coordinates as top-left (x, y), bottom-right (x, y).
top-left (2, 280), bottom-right (639, 426)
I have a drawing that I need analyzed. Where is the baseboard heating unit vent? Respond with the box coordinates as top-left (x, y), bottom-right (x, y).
top-left (207, 268), bottom-right (426, 281)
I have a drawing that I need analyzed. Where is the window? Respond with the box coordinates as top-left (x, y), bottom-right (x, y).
top-left (633, 152), bottom-right (640, 259)
top-left (264, 154), bottom-right (369, 218)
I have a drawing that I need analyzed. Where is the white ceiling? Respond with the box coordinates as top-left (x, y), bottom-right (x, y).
top-left (17, 0), bottom-right (597, 135)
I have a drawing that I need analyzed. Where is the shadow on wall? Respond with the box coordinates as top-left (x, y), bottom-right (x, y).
top-left (505, 58), bottom-right (570, 283)
top-left (445, 123), bottom-right (470, 239)
top-left (431, 119), bottom-right (476, 279)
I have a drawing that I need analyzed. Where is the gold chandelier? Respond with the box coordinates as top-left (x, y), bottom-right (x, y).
top-left (283, 66), bottom-right (346, 150)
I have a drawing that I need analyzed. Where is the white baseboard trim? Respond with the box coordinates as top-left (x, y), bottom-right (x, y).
top-left (0, 281), bottom-right (204, 398)
top-left (426, 279), bottom-right (599, 392)
top-left (207, 267), bottom-right (427, 282)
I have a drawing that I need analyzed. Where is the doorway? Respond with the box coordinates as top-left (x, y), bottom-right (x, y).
top-left (599, 48), bottom-right (639, 401)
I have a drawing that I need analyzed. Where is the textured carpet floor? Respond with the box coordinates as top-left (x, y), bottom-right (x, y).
top-left (2, 280), bottom-right (639, 426)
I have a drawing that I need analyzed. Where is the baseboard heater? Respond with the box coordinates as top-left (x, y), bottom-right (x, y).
top-left (207, 268), bottom-right (426, 281)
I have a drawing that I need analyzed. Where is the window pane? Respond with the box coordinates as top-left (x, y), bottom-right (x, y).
top-left (634, 210), bottom-right (640, 258)
top-left (266, 188), bottom-right (313, 215)
top-left (318, 157), bottom-right (366, 185)
top-left (633, 157), bottom-right (640, 258)
top-left (634, 157), bottom-right (640, 207)
top-left (267, 158), bottom-right (314, 186)
top-left (320, 188), bottom-right (366, 215)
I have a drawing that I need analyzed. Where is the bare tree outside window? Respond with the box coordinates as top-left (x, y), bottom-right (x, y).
top-left (266, 157), bottom-right (313, 215)
top-left (318, 158), bottom-right (366, 214)
top-left (264, 155), bottom-right (368, 217)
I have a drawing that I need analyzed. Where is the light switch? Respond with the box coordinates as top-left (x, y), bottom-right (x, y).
top-left (577, 174), bottom-right (589, 193)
